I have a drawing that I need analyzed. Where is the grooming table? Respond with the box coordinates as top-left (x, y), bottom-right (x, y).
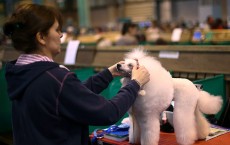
top-left (90, 132), bottom-right (230, 145)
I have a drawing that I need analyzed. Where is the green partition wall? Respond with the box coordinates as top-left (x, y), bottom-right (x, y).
top-left (193, 74), bottom-right (226, 120)
top-left (0, 65), bottom-right (12, 133)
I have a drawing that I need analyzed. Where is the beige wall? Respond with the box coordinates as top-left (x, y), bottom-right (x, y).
top-left (90, 1), bottom-right (155, 27)
top-left (124, 1), bottom-right (155, 22)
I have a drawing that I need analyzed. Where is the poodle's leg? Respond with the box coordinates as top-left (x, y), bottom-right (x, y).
top-left (138, 115), bottom-right (160, 145)
top-left (128, 114), bottom-right (140, 144)
top-left (195, 106), bottom-right (210, 139)
top-left (173, 100), bottom-right (197, 145)
top-left (128, 114), bottom-right (134, 143)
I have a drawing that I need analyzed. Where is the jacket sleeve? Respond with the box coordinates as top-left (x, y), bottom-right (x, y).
top-left (58, 72), bottom-right (140, 126)
top-left (82, 69), bottom-right (113, 94)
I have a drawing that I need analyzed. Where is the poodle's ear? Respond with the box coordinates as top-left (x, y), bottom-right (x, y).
top-left (120, 78), bottom-right (127, 88)
top-left (120, 78), bottom-right (124, 83)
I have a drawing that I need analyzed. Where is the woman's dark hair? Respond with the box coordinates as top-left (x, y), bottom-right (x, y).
top-left (121, 22), bottom-right (137, 35)
top-left (3, 4), bottom-right (63, 53)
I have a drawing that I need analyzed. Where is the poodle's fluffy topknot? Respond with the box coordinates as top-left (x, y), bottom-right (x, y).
top-left (125, 48), bottom-right (148, 60)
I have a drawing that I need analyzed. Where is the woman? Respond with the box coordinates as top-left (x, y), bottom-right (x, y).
top-left (3, 4), bottom-right (150, 145)
top-left (116, 22), bottom-right (139, 46)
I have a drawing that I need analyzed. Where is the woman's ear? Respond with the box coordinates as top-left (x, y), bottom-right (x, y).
top-left (36, 32), bottom-right (46, 45)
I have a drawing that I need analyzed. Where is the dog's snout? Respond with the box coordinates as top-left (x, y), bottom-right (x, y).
top-left (117, 63), bottom-right (121, 69)
top-left (116, 63), bottom-right (123, 72)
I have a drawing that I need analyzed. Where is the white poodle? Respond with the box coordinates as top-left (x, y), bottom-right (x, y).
top-left (117, 48), bottom-right (223, 145)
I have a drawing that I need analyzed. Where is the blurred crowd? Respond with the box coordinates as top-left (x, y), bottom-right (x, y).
top-left (1, 15), bottom-right (229, 47)
top-left (61, 15), bottom-right (229, 47)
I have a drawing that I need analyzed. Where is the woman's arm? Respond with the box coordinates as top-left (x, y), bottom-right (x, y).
top-left (58, 73), bottom-right (140, 126)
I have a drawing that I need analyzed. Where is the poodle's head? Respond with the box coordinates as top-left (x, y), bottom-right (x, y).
top-left (116, 58), bottom-right (139, 77)
top-left (117, 48), bottom-right (148, 77)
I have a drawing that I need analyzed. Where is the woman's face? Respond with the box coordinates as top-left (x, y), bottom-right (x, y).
top-left (129, 27), bottom-right (138, 36)
top-left (43, 20), bottom-right (63, 57)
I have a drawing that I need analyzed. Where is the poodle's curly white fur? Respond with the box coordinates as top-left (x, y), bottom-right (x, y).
top-left (119, 48), bottom-right (223, 145)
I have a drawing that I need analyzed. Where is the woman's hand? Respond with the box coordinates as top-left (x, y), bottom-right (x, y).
top-left (108, 61), bottom-right (125, 77)
top-left (131, 65), bottom-right (150, 87)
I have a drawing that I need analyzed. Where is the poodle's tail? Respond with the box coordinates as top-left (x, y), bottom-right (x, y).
top-left (197, 90), bottom-right (223, 114)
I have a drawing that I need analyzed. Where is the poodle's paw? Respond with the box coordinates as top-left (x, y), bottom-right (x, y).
top-left (129, 134), bottom-right (134, 144)
top-left (196, 127), bottom-right (209, 140)
top-left (121, 117), bottom-right (130, 124)
top-left (177, 137), bottom-right (195, 145)
top-left (138, 90), bottom-right (146, 96)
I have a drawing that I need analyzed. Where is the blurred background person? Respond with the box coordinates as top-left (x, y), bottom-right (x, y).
top-left (96, 37), bottom-right (112, 48)
top-left (145, 20), bottom-right (161, 42)
top-left (203, 15), bottom-right (215, 31)
top-left (61, 25), bottom-right (76, 43)
top-left (115, 22), bottom-right (139, 46)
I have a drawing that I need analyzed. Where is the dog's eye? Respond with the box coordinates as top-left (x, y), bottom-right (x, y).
top-left (128, 64), bottom-right (133, 68)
